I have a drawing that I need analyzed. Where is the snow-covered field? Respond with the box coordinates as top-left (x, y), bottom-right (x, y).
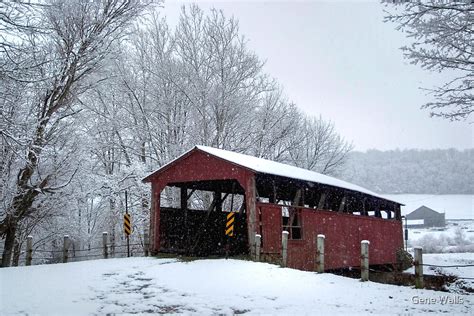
top-left (0, 257), bottom-right (472, 315)
top-left (407, 220), bottom-right (474, 253)
top-left (382, 194), bottom-right (473, 219)
top-left (408, 220), bottom-right (474, 242)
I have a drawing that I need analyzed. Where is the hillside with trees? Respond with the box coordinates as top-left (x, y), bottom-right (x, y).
top-left (341, 149), bottom-right (473, 194)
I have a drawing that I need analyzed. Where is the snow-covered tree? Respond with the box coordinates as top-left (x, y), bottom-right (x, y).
top-left (1, 3), bottom-right (352, 266)
top-left (384, 1), bottom-right (473, 120)
top-left (0, 0), bottom-right (150, 267)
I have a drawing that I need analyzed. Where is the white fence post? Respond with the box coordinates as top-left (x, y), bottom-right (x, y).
top-left (62, 235), bottom-right (70, 263)
top-left (255, 234), bottom-right (261, 262)
top-left (414, 247), bottom-right (424, 289)
top-left (361, 240), bottom-right (370, 281)
top-left (282, 231), bottom-right (289, 267)
top-left (316, 234), bottom-right (325, 273)
top-left (26, 236), bottom-right (33, 266)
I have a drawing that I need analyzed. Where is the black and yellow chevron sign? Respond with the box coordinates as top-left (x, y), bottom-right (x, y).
top-left (124, 213), bottom-right (132, 236)
top-left (225, 212), bottom-right (235, 237)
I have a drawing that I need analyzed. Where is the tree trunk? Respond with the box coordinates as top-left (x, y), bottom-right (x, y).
top-left (1, 218), bottom-right (17, 267)
top-left (12, 238), bottom-right (21, 266)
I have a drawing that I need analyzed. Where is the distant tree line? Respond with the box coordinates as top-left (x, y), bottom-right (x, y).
top-left (341, 149), bottom-right (474, 194)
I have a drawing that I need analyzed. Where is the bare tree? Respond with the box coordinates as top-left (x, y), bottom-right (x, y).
top-left (286, 116), bottom-right (353, 176)
top-left (250, 90), bottom-right (301, 160)
top-left (0, 0), bottom-right (150, 267)
top-left (384, 1), bottom-right (473, 120)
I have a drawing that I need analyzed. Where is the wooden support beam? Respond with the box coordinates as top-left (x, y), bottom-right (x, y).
top-left (292, 188), bottom-right (302, 206)
top-left (395, 204), bottom-right (402, 221)
top-left (268, 179), bottom-right (276, 203)
top-left (271, 179), bottom-right (277, 204)
top-left (186, 189), bottom-right (196, 201)
top-left (215, 190), bottom-right (222, 213)
top-left (345, 196), bottom-right (351, 213)
top-left (238, 198), bottom-right (245, 214)
top-left (308, 189), bottom-right (315, 208)
top-left (230, 182), bottom-right (235, 212)
top-left (181, 186), bottom-right (189, 252)
top-left (338, 195), bottom-right (347, 212)
top-left (362, 198), bottom-right (367, 216)
top-left (180, 186), bottom-right (188, 211)
top-left (317, 192), bottom-right (326, 209)
top-left (287, 188), bottom-right (303, 234)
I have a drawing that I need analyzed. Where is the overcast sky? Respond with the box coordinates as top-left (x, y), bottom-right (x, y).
top-left (163, 0), bottom-right (473, 151)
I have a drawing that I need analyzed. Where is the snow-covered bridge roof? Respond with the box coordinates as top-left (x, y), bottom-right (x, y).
top-left (144, 145), bottom-right (402, 205)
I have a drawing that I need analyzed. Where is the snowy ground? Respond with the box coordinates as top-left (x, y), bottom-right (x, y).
top-left (1, 257), bottom-right (472, 315)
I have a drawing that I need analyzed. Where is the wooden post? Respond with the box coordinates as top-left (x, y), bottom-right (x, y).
top-left (102, 232), bottom-right (108, 259)
top-left (26, 235), bottom-right (33, 266)
top-left (361, 240), bottom-right (370, 281)
top-left (395, 203), bottom-right (401, 221)
top-left (292, 188), bottom-right (302, 206)
top-left (214, 190), bottom-right (222, 213)
top-left (282, 231), bottom-right (289, 267)
top-left (270, 179), bottom-right (277, 204)
top-left (255, 234), bottom-right (261, 262)
top-left (181, 186), bottom-right (189, 252)
top-left (246, 176), bottom-right (257, 257)
top-left (414, 247), bottom-right (424, 289)
top-left (316, 234), bottom-right (325, 273)
top-left (362, 198), bottom-right (367, 216)
top-left (144, 230), bottom-right (150, 257)
top-left (63, 235), bottom-right (70, 263)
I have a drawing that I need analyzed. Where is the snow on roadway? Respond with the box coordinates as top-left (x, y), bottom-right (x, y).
top-left (0, 257), bottom-right (472, 315)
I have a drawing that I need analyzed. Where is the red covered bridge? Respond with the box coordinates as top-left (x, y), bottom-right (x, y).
top-left (143, 146), bottom-right (404, 271)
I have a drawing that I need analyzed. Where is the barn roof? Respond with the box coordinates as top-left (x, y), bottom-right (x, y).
top-left (407, 205), bottom-right (443, 217)
top-left (143, 145), bottom-right (403, 205)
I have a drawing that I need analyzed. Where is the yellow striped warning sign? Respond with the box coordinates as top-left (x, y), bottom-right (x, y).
top-left (225, 212), bottom-right (235, 237)
top-left (124, 213), bottom-right (132, 236)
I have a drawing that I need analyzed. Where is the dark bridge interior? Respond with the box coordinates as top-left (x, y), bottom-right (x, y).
top-left (159, 179), bottom-right (248, 256)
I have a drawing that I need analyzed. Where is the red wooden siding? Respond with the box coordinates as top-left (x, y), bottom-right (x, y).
top-left (258, 204), bottom-right (282, 254)
top-left (257, 202), bottom-right (403, 271)
top-left (148, 150), bottom-right (252, 190)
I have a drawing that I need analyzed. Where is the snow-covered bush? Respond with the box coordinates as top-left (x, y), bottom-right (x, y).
top-left (412, 230), bottom-right (474, 253)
